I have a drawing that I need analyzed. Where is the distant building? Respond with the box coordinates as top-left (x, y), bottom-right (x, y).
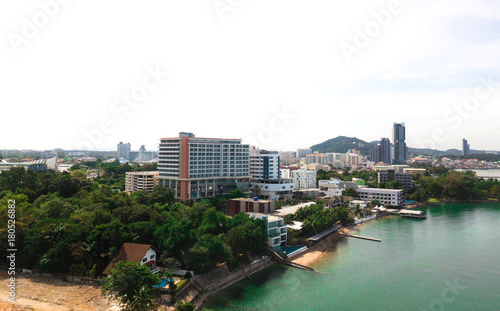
top-left (462, 138), bottom-right (470, 156)
top-left (248, 213), bottom-right (287, 251)
top-left (392, 123), bottom-right (407, 164)
top-left (297, 148), bottom-right (312, 158)
top-left (380, 138), bottom-right (392, 164)
top-left (403, 168), bottom-right (427, 176)
top-left (117, 142), bottom-right (131, 160)
top-left (356, 188), bottom-right (404, 206)
top-left (370, 144), bottom-right (381, 163)
top-left (306, 154), bottom-right (328, 165)
top-left (0, 157), bottom-right (56, 172)
top-left (125, 171), bottom-right (159, 193)
top-left (285, 169), bottom-right (317, 190)
top-left (377, 169), bottom-right (414, 190)
top-left (157, 133), bottom-right (250, 200)
top-left (227, 198), bottom-right (275, 216)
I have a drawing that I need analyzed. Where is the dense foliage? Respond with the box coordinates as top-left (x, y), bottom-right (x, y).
top-left (102, 261), bottom-right (160, 311)
top-left (284, 204), bottom-right (349, 236)
top-left (0, 166), bottom-right (268, 276)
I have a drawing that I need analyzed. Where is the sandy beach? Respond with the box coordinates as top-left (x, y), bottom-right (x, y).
top-left (289, 226), bottom-right (356, 267)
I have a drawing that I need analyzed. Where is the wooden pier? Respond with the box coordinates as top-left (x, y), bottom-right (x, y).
top-left (340, 233), bottom-right (381, 242)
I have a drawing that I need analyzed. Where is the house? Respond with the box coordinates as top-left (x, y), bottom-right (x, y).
top-left (103, 243), bottom-right (159, 275)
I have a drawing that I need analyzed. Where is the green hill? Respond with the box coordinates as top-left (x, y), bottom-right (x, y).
top-left (310, 136), bottom-right (374, 154)
top-left (310, 136), bottom-right (489, 157)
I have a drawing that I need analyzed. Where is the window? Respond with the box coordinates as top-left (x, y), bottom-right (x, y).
top-left (142, 258), bottom-right (147, 263)
top-left (150, 254), bottom-right (155, 259)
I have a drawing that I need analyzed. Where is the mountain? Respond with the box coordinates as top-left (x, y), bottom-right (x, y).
top-left (310, 136), bottom-right (374, 154)
top-left (310, 136), bottom-right (489, 157)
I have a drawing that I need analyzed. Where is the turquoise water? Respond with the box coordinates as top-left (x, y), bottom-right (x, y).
top-left (204, 203), bottom-right (500, 310)
top-left (281, 245), bottom-right (306, 255)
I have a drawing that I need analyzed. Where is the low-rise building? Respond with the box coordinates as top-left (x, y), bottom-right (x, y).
top-left (378, 169), bottom-right (414, 190)
top-left (103, 243), bottom-right (159, 275)
top-left (227, 198), bottom-right (275, 216)
top-left (356, 188), bottom-right (404, 206)
top-left (125, 171), bottom-right (159, 193)
top-left (251, 178), bottom-right (294, 201)
top-left (248, 213), bottom-right (287, 251)
top-left (403, 168), bottom-right (427, 176)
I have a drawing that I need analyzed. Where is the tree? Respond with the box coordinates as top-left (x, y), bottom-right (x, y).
top-left (174, 301), bottom-right (195, 311)
top-left (343, 188), bottom-right (359, 197)
top-left (102, 261), bottom-right (160, 311)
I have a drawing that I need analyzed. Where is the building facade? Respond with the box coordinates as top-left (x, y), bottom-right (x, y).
top-left (306, 153), bottom-right (328, 165)
top-left (297, 148), bottom-right (312, 158)
top-left (157, 132), bottom-right (250, 200)
top-left (125, 171), bottom-right (159, 193)
top-left (377, 169), bottom-right (414, 190)
top-left (462, 138), bottom-right (470, 156)
top-left (290, 169), bottom-right (317, 190)
top-left (356, 188), bottom-right (404, 206)
top-left (227, 198), bottom-right (275, 216)
top-left (248, 213), bottom-right (287, 251)
top-left (392, 123), bottom-right (407, 164)
top-left (117, 142), bottom-right (131, 160)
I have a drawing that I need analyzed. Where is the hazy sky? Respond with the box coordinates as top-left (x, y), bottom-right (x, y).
top-left (1, 0), bottom-right (500, 152)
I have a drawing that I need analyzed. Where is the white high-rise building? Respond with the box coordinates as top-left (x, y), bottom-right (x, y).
top-left (289, 169), bottom-right (317, 190)
top-left (250, 149), bottom-right (294, 201)
top-left (250, 150), bottom-right (280, 179)
top-left (117, 142), bottom-right (131, 159)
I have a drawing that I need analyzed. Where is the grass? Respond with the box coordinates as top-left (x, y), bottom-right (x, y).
top-left (176, 278), bottom-right (189, 290)
top-left (427, 198), bottom-right (440, 203)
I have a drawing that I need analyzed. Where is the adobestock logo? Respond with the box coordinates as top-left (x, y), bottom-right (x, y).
top-left (340, 0), bottom-right (403, 64)
top-left (7, 0), bottom-right (70, 53)
top-left (420, 278), bottom-right (467, 311)
top-left (213, 0), bottom-right (244, 21)
top-left (415, 74), bottom-right (497, 150)
top-left (76, 65), bottom-right (169, 150)
top-left (245, 106), bottom-right (295, 148)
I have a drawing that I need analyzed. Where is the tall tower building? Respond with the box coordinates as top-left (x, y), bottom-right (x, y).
top-left (117, 142), bottom-right (131, 159)
top-left (157, 133), bottom-right (250, 200)
top-left (462, 139), bottom-right (470, 156)
top-left (392, 123), bottom-right (407, 164)
top-left (380, 138), bottom-right (392, 164)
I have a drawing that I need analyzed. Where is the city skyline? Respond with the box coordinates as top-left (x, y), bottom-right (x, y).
top-left (2, 1), bottom-right (500, 151)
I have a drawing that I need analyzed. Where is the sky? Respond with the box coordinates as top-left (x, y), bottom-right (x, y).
top-left (1, 0), bottom-right (500, 152)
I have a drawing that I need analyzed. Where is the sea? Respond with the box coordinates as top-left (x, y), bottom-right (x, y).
top-left (203, 202), bottom-right (500, 310)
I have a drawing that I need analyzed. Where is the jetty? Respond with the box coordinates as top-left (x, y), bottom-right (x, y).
top-left (340, 233), bottom-right (381, 242)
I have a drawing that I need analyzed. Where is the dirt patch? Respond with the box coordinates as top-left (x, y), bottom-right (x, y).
top-left (0, 271), bottom-right (117, 311)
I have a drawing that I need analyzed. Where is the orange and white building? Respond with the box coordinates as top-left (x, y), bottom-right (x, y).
top-left (157, 132), bottom-right (250, 200)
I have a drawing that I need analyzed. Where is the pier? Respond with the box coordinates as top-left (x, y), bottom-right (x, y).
top-left (340, 233), bottom-right (381, 242)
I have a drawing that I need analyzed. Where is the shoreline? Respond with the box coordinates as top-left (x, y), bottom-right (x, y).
top-left (289, 222), bottom-right (366, 267)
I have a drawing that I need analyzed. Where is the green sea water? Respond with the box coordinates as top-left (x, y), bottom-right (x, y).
top-left (203, 203), bottom-right (500, 310)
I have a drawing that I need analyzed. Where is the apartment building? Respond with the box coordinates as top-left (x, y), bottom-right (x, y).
top-left (377, 169), bottom-right (414, 190)
top-left (125, 171), bottom-right (159, 194)
top-left (285, 168), bottom-right (317, 190)
top-left (356, 188), bottom-right (404, 206)
top-left (248, 213), bottom-right (287, 251)
top-left (157, 132), bottom-right (250, 200)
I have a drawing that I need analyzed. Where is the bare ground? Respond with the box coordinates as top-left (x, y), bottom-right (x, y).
top-left (0, 271), bottom-right (118, 311)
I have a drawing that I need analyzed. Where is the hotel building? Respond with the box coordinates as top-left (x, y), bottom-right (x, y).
top-left (157, 132), bottom-right (250, 200)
